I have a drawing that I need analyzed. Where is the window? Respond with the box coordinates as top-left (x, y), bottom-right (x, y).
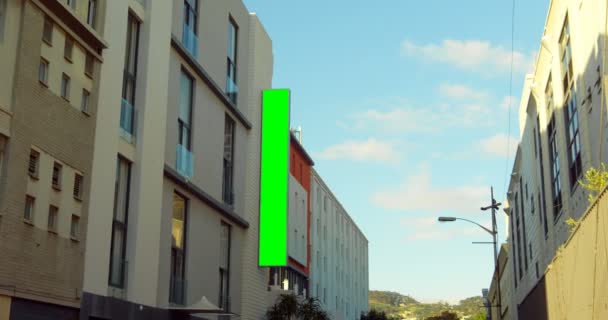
top-left (537, 116), bottom-right (549, 238)
top-left (71, 215), bottom-right (80, 239)
top-left (24, 195), bottom-right (35, 222)
top-left (219, 222), bottom-right (231, 311)
top-left (43, 15), bottom-right (53, 44)
top-left (38, 58), bottom-right (49, 85)
top-left (183, 0), bottom-right (198, 34)
top-left (85, 53), bottom-right (94, 78)
top-left (182, 0), bottom-right (198, 56)
top-left (28, 149), bottom-right (40, 177)
top-left (109, 157), bottom-right (131, 288)
top-left (66, 0), bottom-right (76, 9)
top-left (47, 205), bottom-right (58, 232)
top-left (179, 71), bottom-right (193, 149)
top-left (87, 0), bottom-right (96, 28)
top-left (0, 0), bottom-right (7, 43)
top-left (52, 162), bottom-right (62, 189)
top-left (121, 14), bottom-right (140, 137)
top-left (81, 89), bottom-right (90, 113)
top-left (226, 18), bottom-right (238, 104)
top-left (548, 114), bottom-right (563, 218)
top-left (61, 73), bottom-right (70, 101)
top-left (73, 173), bottom-right (83, 199)
top-left (170, 193), bottom-right (187, 305)
top-left (64, 36), bottom-right (74, 61)
top-left (564, 89), bottom-right (582, 187)
top-left (545, 74), bottom-right (554, 111)
top-left (222, 115), bottom-right (235, 205)
top-left (533, 128), bottom-right (538, 158)
top-left (559, 16), bottom-right (573, 93)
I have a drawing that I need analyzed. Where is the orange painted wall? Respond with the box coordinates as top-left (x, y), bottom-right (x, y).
top-left (289, 135), bottom-right (313, 276)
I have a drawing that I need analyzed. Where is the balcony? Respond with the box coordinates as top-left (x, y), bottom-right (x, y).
top-left (176, 144), bottom-right (194, 179)
top-left (182, 24), bottom-right (198, 58)
top-left (120, 99), bottom-right (136, 144)
top-left (226, 76), bottom-right (238, 105)
top-left (169, 277), bottom-right (187, 306)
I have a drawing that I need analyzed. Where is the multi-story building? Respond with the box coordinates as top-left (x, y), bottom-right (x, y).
top-left (310, 169), bottom-right (369, 320)
top-left (0, 0), bottom-right (105, 318)
top-left (79, 0), bottom-right (274, 319)
top-left (268, 132), bottom-right (315, 298)
top-left (502, 0), bottom-right (608, 318)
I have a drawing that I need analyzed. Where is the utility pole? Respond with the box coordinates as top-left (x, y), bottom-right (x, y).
top-left (490, 187), bottom-right (502, 320)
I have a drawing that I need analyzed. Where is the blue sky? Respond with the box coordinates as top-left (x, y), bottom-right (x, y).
top-left (243, 0), bottom-right (549, 303)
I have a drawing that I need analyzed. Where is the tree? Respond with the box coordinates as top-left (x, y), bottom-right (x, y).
top-left (578, 163), bottom-right (608, 205)
top-left (360, 309), bottom-right (391, 320)
top-left (424, 311), bottom-right (460, 320)
top-left (265, 294), bottom-right (330, 320)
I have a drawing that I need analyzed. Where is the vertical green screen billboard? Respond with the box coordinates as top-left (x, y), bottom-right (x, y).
top-left (259, 89), bottom-right (290, 267)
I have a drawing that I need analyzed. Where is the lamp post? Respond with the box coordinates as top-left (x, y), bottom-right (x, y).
top-left (438, 187), bottom-right (502, 320)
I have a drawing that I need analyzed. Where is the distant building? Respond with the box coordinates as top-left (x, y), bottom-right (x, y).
top-left (488, 244), bottom-right (512, 320)
top-left (310, 169), bottom-right (369, 320)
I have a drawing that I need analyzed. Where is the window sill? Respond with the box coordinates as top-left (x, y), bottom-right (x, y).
top-left (48, 229), bottom-right (58, 235)
top-left (70, 236), bottom-right (80, 242)
top-left (85, 71), bottom-right (94, 79)
top-left (23, 219), bottom-right (34, 226)
top-left (64, 56), bottom-right (73, 63)
top-left (42, 38), bottom-right (53, 47)
top-left (61, 96), bottom-right (70, 103)
top-left (52, 185), bottom-right (62, 191)
top-left (73, 195), bottom-right (83, 202)
top-left (81, 109), bottom-right (91, 117)
top-left (39, 80), bottom-right (49, 88)
top-left (29, 172), bottom-right (39, 180)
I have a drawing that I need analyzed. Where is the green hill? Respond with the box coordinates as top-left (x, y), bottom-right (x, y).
top-left (369, 291), bottom-right (487, 320)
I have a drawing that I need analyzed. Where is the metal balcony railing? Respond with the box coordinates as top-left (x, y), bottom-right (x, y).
top-left (120, 99), bottom-right (136, 144)
top-left (176, 144), bottom-right (194, 179)
top-left (182, 24), bottom-right (198, 58)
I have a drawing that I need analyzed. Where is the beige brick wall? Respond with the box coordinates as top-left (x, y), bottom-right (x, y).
top-left (0, 1), bottom-right (97, 308)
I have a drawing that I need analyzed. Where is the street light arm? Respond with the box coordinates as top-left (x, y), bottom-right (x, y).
top-left (453, 218), bottom-right (496, 236)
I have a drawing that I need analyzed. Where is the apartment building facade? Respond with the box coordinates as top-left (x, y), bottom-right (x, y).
top-left (503, 0), bottom-right (608, 318)
top-left (310, 169), bottom-right (369, 320)
top-left (0, 0), bottom-right (105, 318)
top-left (489, 244), bottom-right (512, 320)
top-left (78, 0), bottom-right (274, 319)
top-left (268, 133), bottom-right (315, 299)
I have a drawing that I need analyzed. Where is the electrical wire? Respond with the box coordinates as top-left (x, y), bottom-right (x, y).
top-left (503, 0), bottom-right (516, 196)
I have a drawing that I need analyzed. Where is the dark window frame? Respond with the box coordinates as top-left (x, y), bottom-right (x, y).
top-left (87, 0), bottom-right (97, 28)
top-left (170, 191), bottom-right (189, 305)
top-left (108, 156), bottom-right (132, 288)
top-left (121, 13), bottom-right (140, 136)
top-left (42, 15), bottom-right (53, 45)
top-left (222, 115), bottom-right (235, 205)
top-left (548, 113), bottom-right (563, 219)
top-left (219, 221), bottom-right (231, 311)
top-left (564, 88), bottom-right (582, 189)
top-left (61, 73), bottom-right (71, 101)
top-left (64, 36), bottom-right (74, 62)
top-left (38, 58), bottom-right (49, 86)
top-left (226, 16), bottom-right (238, 104)
top-left (183, 0), bottom-right (198, 34)
top-left (178, 69), bottom-right (194, 150)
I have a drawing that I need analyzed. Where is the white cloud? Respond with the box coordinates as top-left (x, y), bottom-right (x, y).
top-left (348, 96), bottom-right (494, 134)
top-left (499, 95), bottom-right (518, 111)
top-left (479, 134), bottom-right (519, 158)
top-left (438, 83), bottom-right (489, 101)
top-left (314, 138), bottom-right (401, 164)
top-left (401, 39), bottom-right (534, 75)
top-left (371, 165), bottom-right (488, 214)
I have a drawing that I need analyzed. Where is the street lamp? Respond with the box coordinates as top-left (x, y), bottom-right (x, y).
top-left (437, 187), bottom-right (502, 320)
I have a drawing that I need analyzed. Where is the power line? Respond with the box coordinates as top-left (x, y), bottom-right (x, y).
top-left (503, 0), bottom-right (516, 196)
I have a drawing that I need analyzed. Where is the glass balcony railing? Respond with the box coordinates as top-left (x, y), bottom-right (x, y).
top-left (176, 144), bottom-right (194, 179)
top-left (182, 24), bottom-right (198, 58)
top-left (226, 76), bottom-right (238, 105)
top-left (120, 99), bottom-right (136, 144)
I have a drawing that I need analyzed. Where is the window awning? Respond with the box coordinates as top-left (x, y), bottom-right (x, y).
top-left (167, 296), bottom-right (240, 318)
